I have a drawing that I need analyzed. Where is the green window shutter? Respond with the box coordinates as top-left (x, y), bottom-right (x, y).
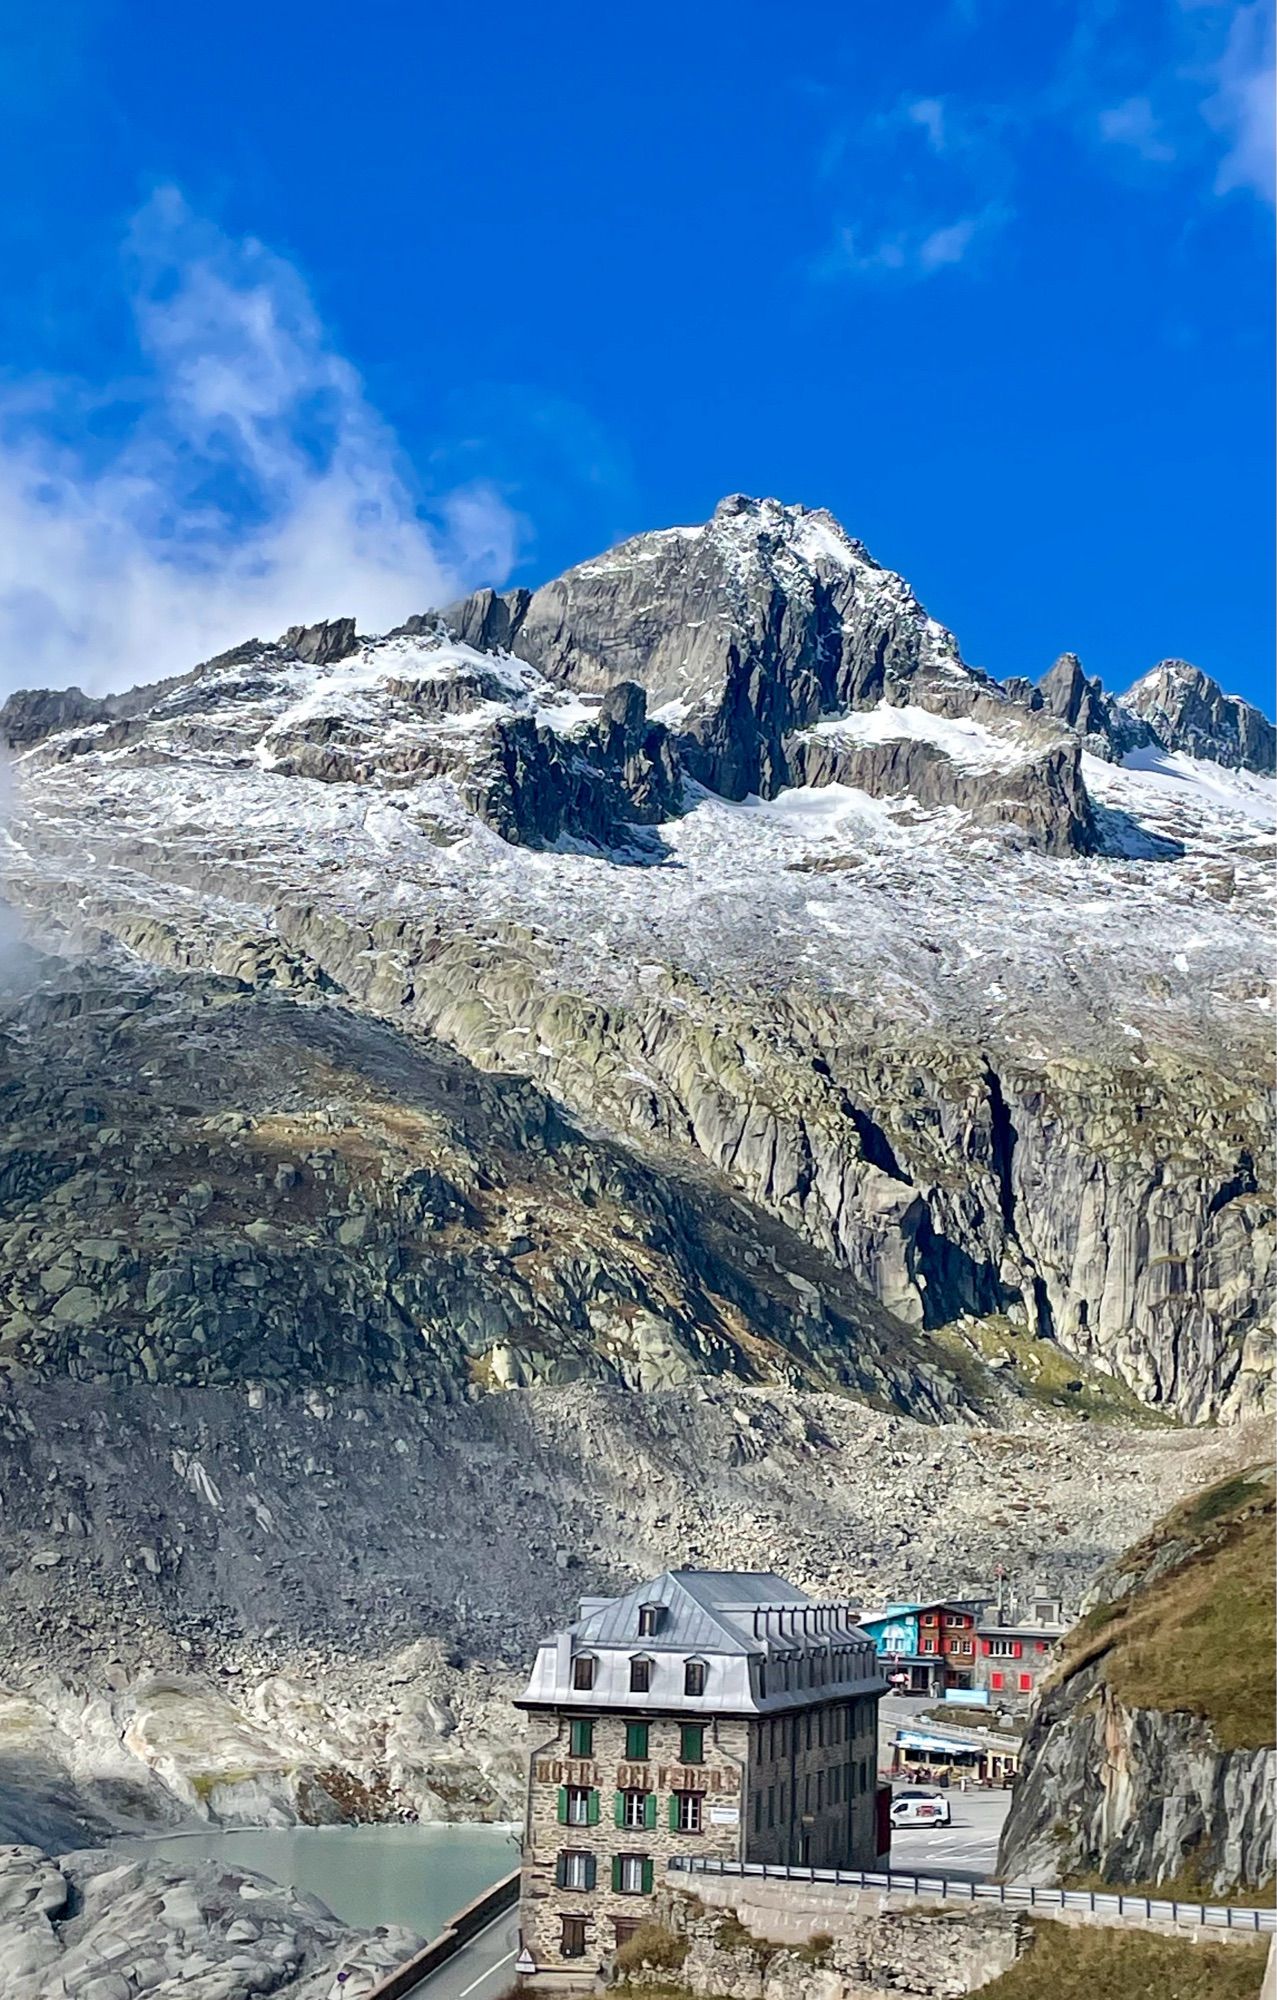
top-left (587, 1788), bottom-right (600, 1826)
top-left (641, 1859), bottom-right (654, 1895)
top-left (627, 1722), bottom-right (649, 1760)
top-left (614, 1789), bottom-right (625, 1826)
top-left (556, 1786), bottom-right (568, 1824)
top-left (585, 1854), bottom-right (597, 1891)
top-left (612, 1855), bottom-right (624, 1893)
top-left (681, 1724), bottom-right (704, 1764)
top-left (644, 1791), bottom-right (656, 1830)
top-left (570, 1719), bottom-right (593, 1757)
top-left (555, 1852), bottom-right (568, 1889)
top-left (668, 1793), bottom-right (680, 1832)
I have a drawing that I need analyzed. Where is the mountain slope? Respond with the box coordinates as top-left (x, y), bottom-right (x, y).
top-left (997, 1467), bottom-right (1276, 1894)
top-left (0, 495), bottom-right (1270, 1831)
top-left (1, 497), bottom-right (1269, 1423)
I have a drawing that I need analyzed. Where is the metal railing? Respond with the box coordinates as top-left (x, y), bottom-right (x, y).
top-left (667, 1855), bottom-right (1277, 1933)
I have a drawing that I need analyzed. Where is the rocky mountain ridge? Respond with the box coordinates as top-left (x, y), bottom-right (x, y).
top-left (0, 496), bottom-right (1270, 1834)
top-left (1, 496), bottom-right (1269, 1424)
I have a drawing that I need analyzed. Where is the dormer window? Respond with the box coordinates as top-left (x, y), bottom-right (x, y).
top-left (572, 1653), bottom-right (597, 1691)
top-left (684, 1658), bottom-right (707, 1697)
top-left (638, 1604), bottom-right (665, 1637)
top-left (630, 1654), bottom-right (653, 1694)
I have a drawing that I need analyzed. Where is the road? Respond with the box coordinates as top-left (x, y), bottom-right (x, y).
top-left (401, 1904), bottom-right (521, 2000)
top-left (887, 1788), bottom-right (1011, 1883)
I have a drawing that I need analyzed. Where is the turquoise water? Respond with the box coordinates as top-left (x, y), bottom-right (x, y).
top-left (123, 1821), bottom-right (520, 1935)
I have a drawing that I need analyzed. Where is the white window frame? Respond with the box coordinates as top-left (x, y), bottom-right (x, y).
top-left (561, 1850), bottom-right (591, 1890)
top-left (618, 1853), bottom-right (647, 1894)
top-left (565, 1786), bottom-right (591, 1825)
top-left (676, 1790), bottom-right (704, 1833)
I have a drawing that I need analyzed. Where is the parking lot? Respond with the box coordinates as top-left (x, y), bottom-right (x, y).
top-left (886, 1787), bottom-right (1012, 1883)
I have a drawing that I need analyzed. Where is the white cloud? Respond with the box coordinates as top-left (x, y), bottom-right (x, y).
top-left (815, 203), bottom-right (1006, 281)
top-left (1090, 2), bottom-right (1275, 204)
top-left (1098, 95), bottom-right (1178, 161)
top-left (906, 97), bottom-right (948, 152)
top-left (917, 214), bottom-right (984, 269)
top-left (1203, 1), bottom-right (1276, 201)
top-left (0, 188), bottom-right (521, 697)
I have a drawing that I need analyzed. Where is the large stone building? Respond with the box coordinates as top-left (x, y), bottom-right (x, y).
top-left (516, 1569), bottom-right (885, 1972)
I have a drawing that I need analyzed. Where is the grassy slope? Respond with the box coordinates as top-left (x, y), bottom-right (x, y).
top-left (974, 1919), bottom-right (1269, 2000)
top-left (1059, 1467), bottom-right (1276, 1753)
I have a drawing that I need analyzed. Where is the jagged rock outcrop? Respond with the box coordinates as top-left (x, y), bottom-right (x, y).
top-left (1120, 659), bottom-right (1276, 774)
top-left (792, 733), bottom-right (1098, 855)
top-left (0, 1839), bottom-right (422, 1997)
top-left (998, 1470), bottom-right (1276, 1894)
top-left (1035, 652), bottom-right (1152, 762)
top-left (280, 616), bottom-right (359, 665)
top-left (443, 496), bottom-right (990, 805)
top-left (0, 687), bottom-right (111, 750)
top-left (461, 682), bottom-right (683, 850)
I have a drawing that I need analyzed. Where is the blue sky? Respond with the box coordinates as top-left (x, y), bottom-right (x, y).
top-left (0, 0), bottom-right (1271, 710)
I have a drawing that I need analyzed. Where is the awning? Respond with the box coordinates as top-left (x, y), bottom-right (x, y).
top-left (896, 1730), bottom-right (980, 1753)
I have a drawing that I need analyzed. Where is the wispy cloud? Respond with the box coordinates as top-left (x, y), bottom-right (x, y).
top-left (1098, 95), bottom-right (1178, 163)
top-left (1091, 0), bottom-right (1275, 204)
top-left (1203, 1), bottom-right (1275, 201)
top-left (813, 94), bottom-right (1014, 285)
top-left (906, 96), bottom-right (949, 153)
top-left (0, 188), bottom-right (520, 696)
top-left (816, 203), bottom-right (1006, 281)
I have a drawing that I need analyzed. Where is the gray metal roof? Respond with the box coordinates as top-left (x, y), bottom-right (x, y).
top-left (567, 1570), bottom-right (809, 1655)
top-left (519, 1567), bottom-right (884, 1715)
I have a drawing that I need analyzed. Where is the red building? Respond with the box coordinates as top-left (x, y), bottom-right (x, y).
top-left (976, 1589), bottom-right (1068, 1705)
top-left (915, 1601), bottom-right (981, 1691)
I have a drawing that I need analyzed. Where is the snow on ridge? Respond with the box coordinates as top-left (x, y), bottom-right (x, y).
top-left (806, 700), bottom-right (1028, 771)
top-left (1084, 744), bottom-right (1277, 829)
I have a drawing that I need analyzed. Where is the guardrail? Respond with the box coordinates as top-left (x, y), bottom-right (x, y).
top-left (667, 1855), bottom-right (1277, 1934)
top-left (363, 1869), bottom-right (520, 2000)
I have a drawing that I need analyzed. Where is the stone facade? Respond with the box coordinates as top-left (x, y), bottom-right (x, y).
top-left (744, 1696), bottom-right (879, 1867)
top-left (522, 1694), bottom-right (884, 1966)
top-left (522, 1708), bottom-right (750, 1966)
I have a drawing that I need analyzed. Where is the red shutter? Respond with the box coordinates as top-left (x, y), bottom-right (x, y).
top-left (981, 1640), bottom-right (991, 1656)
top-left (990, 1672), bottom-right (1003, 1691)
top-left (1013, 1642), bottom-right (1022, 1659)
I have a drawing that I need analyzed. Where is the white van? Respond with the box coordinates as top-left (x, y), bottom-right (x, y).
top-left (890, 1788), bottom-right (952, 1827)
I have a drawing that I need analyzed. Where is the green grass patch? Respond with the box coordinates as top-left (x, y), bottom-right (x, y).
top-left (975, 1918), bottom-right (1269, 2000)
top-left (928, 1315), bottom-right (1172, 1424)
top-left (1063, 1866), bottom-right (1275, 1909)
top-left (1057, 1468), bottom-right (1275, 1752)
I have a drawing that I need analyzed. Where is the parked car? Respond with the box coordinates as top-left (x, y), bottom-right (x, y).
top-left (890, 1788), bottom-right (952, 1827)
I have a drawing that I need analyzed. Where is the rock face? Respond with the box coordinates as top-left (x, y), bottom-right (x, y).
top-left (1121, 659), bottom-right (1277, 774)
top-left (0, 497), bottom-right (1271, 1429)
top-left (620, 1883), bottom-right (1027, 1999)
top-left (0, 1839), bottom-right (422, 1998)
top-left (998, 1470), bottom-right (1276, 1894)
